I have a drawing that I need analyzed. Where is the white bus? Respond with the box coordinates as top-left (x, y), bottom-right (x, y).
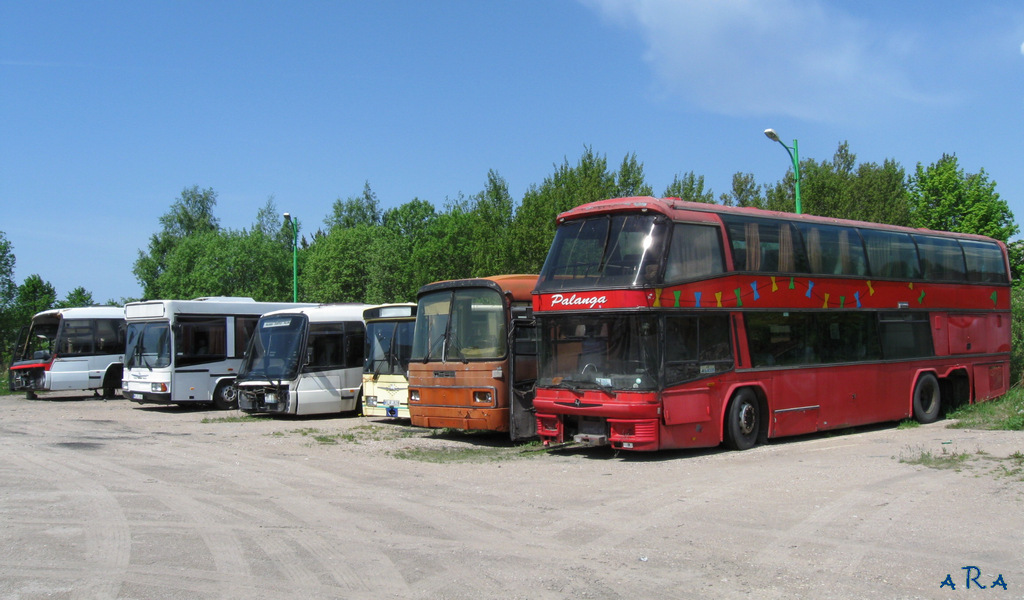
top-left (361, 303), bottom-right (416, 418)
top-left (235, 303), bottom-right (370, 416)
top-left (8, 306), bottom-right (126, 399)
top-left (122, 297), bottom-right (314, 409)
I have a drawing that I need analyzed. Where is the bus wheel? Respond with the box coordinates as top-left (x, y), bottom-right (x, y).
top-left (212, 381), bottom-right (237, 410)
top-left (725, 389), bottom-right (760, 451)
top-left (912, 373), bottom-right (941, 424)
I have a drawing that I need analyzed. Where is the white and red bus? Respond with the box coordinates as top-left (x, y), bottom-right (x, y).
top-left (532, 197), bottom-right (1011, 451)
top-left (8, 306), bottom-right (126, 399)
top-left (408, 275), bottom-right (539, 440)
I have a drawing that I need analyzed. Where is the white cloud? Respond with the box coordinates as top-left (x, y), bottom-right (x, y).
top-left (1020, 40), bottom-right (1024, 55)
top-left (580, 0), bottom-right (946, 123)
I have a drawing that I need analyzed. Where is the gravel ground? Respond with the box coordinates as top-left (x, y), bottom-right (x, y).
top-left (0, 390), bottom-right (1022, 599)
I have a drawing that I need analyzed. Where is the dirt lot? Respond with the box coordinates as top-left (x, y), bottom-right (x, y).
top-left (0, 391), bottom-right (1021, 600)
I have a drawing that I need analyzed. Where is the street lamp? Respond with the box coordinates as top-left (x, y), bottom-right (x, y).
top-left (764, 128), bottom-right (802, 215)
top-left (283, 212), bottom-right (298, 302)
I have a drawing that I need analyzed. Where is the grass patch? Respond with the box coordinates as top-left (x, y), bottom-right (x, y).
top-left (899, 445), bottom-right (1024, 482)
top-left (899, 445), bottom-right (975, 471)
top-left (392, 441), bottom-right (545, 463)
top-left (946, 386), bottom-right (1024, 430)
top-left (896, 419), bottom-right (920, 430)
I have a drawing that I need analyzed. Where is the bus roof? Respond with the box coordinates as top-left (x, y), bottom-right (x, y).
top-left (125, 298), bottom-right (317, 320)
top-left (30, 306), bottom-right (125, 321)
top-left (417, 275), bottom-right (539, 303)
top-left (260, 303), bottom-right (372, 323)
top-left (556, 196), bottom-right (1003, 245)
top-left (363, 303), bottom-right (417, 321)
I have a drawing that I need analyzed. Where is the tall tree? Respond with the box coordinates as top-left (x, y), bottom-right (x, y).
top-left (510, 147), bottom-right (620, 273)
top-left (57, 287), bottom-right (95, 308)
top-left (615, 154), bottom-right (653, 198)
top-left (719, 173), bottom-right (763, 207)
top-left (0, 232), bottom-right (17, 365)
top-left (12, 275), bottom-right (57, 331)
top-left (469, 170), bottom-right (515, 277)
top-left (324, 181), bottom-right (382, 230)
top-left (133, 186), bottom-right (220, 299)
top-left (909, 154), bottom-right (1017, 242)
top-left (663, 171), bottom-right (714, 203)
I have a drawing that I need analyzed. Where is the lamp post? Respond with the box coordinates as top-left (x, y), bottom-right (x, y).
top-left (763, 128), bottom-right (802, 215)
top-left (283, 212), bottom-right (298, 302)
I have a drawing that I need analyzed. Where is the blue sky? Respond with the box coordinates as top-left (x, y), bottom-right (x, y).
top-left (3, 0), bottom-right (1024, 303)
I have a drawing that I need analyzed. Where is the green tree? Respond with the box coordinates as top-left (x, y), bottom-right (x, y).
top-left (57, 286), bottom-right (95, 308)
top-left (301, 225), bottom-right (376, 303)
top-left (510, 147), bottom-right (620, 273)
top-left (325, 181), bottom-right (381, 230)
top-left (663, 171), bottom-right (714, 203)
top-left (719, 173), bottom-right (763, 207)
top-left (134, 186), bottom-right (220, 299)
top-left (157, 228), bottom-right (291, 301)
top-left (909, 154), bottom-right (1017, 241)
top-left (615, 154), bottom-right (653, 198)
top-left (0, 232), bottom-right (17, 365)
top-left (366, 199), bottom-right (438, 303)
top-left (12, 275), bottom-right (57, 331)
top-left (468, 170), bottom-right (515, 277)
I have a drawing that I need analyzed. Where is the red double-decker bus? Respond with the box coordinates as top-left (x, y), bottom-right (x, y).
top-left (408, 275), bottom-right (539, 441)
top-left (532, 197), bottom-right (1011, 451)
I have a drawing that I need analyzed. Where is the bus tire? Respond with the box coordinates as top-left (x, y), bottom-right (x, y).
top-left (912, 373), bottom-right (941, 424)
top-left (725, 388), bottom-right (760, 451)
top-left (212, 381), bottom-right (237, 410)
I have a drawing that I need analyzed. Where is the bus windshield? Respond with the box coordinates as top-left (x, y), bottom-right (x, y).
top-left (537, 314), bottom-right (660, 392)
top-left (537, 214), bottom-right (668, 291)
top-left (412, 288), bottom-right (506, 363)
top-left (365, 320), bottom-right (415, 378)
top-left (124, 322), bottom-right (171, 369)
top-left (16, 319), bottom-right (58, 362)
top-left (237, 315), bottom-right (307, 382)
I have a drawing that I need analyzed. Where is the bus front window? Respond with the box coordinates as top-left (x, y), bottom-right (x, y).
top-left (125, 322), bottom-right (171, 370)
top-left (20, 320), bottom-right (58, 362)
top-left (366, 320), bottom-right (415, 378)
top-left (537, 214), bottom-right (668, 291)
top-left (412, 288), bottom-right (506, 363)
top-left (237, 316), bottom-right (306, 382)
top-left (538, 315), bottom-right (659, 392)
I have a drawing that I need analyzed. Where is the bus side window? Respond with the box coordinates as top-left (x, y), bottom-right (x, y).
top-left (961, 239), bottom-right (1009, 283)
top-left (664, 223), bottom-right (724, 282)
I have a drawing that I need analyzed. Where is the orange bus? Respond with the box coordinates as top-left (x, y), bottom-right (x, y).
top-left (408, 275), bottom-right (539, 440)
top-left (532, 197), bottom-right (1011, 451)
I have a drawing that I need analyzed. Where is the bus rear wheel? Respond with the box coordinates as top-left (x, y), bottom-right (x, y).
top-left (912, 373), bottom-right (941, 424)
top-left (725, 388), bottom-right (760, 451)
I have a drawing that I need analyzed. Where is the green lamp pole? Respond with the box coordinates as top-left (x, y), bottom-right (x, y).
top-left (283, 212), bottom-right (298, 302)
top-left (764, 128), bottom-right (802, 214)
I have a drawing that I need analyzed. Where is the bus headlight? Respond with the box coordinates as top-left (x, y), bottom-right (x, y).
top-left (151, 382), bottom-right (168, 393)
top-left (409, 390), bottom-right (420, 403)
top-left (365, 395), bottom-right (377, 407)
top-left (473, 391), bottom-right (492, 403)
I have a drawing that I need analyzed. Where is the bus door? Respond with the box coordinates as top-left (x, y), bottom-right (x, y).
top-left (509, 312), bottom-right (538, 441)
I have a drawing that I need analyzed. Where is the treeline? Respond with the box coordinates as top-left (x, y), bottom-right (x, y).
top-left (1, 143), bottom-right (1021, 371)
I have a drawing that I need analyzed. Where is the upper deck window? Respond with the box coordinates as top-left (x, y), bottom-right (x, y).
top-left (724, 216), bottom-right (809, 274)
top-left (860, 230), bottom-right (921, 279)
top-left (537, 214), bottom-right (668, 291)
top-left (960, 239), bottom-right (1009, 284)
top-left (663, 223), bottom-right (725, 283)
top-left (914, 235), bottom-right (966, 281)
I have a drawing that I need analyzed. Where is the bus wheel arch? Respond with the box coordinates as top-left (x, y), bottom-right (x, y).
top-left (212, 379), bottom-right (237, 410)
top-left (724, 386), bottom-right (767, 451)
top-left (912, 372), bottom-right (941, 424)
top-left (101, 364), bottom-right (123, 399)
